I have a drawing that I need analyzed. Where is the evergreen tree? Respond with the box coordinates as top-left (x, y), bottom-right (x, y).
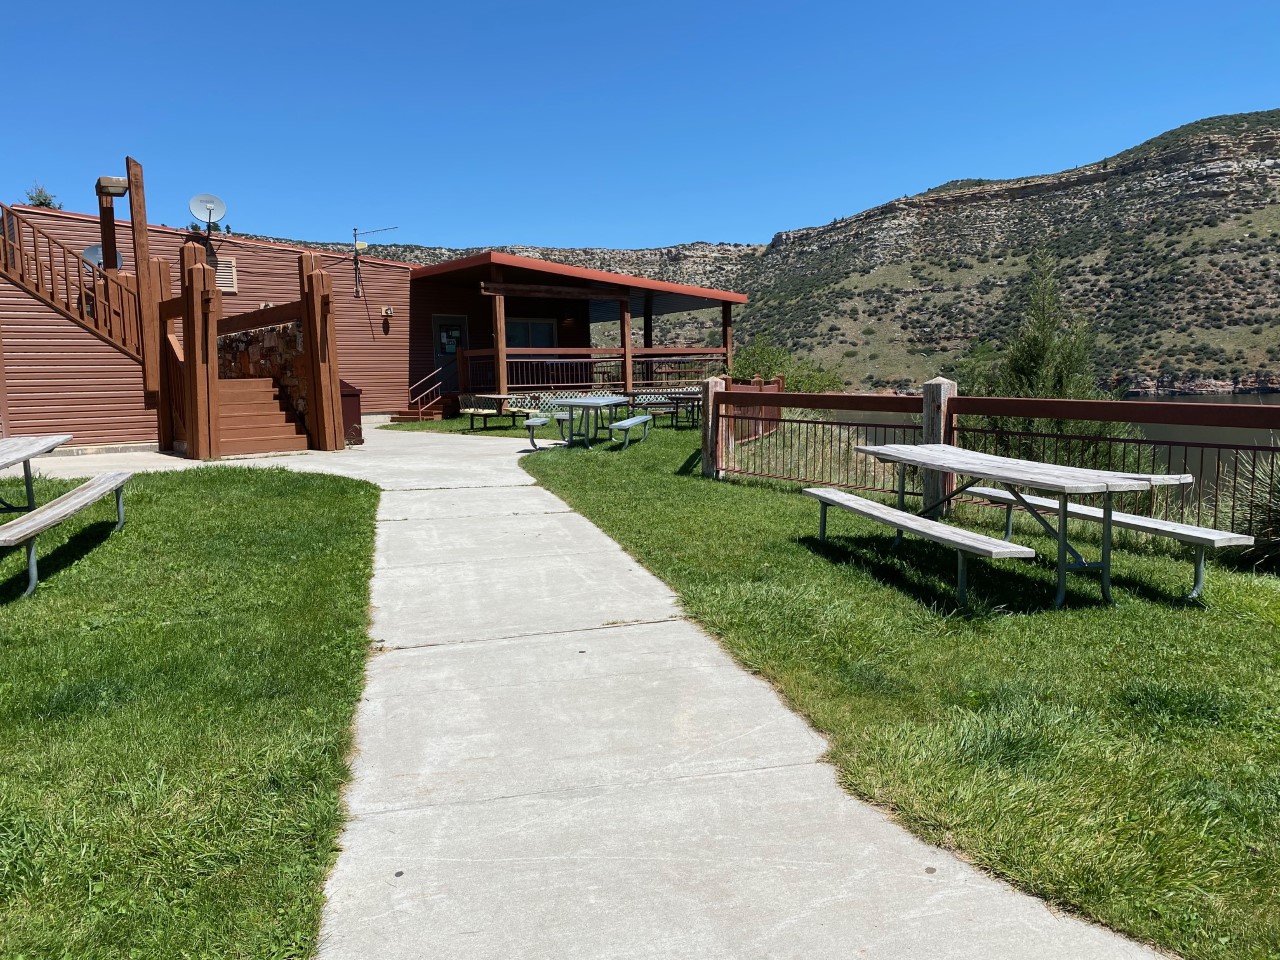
top-left (24, 183), bottom-right (62, 209)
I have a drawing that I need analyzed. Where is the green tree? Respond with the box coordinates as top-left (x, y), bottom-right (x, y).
top-left (987, 250), bottom-right (1099, 399)
top-left (24, 183), bottom-right (62, 209)
top-left (730, 336), bottom-right (842, 393)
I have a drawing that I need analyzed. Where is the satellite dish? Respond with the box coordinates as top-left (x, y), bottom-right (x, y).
top-left (188, 193), bottom-right (227, 227)
top-left (82, 244), bottom-right (123, 270)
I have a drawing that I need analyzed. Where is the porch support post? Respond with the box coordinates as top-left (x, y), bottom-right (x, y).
top-left (491, 265), bottom-right (508, 395)
top-left (643, 292), bottom-right (653, 348)
top-left (721, 301), bottom-right (734, 371)
top-left (620, 297), bottom-right (634, 393)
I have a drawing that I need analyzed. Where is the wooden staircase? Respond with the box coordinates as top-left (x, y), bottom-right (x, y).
top-left (218, 378), bottom-right (308, 455)
top-left (0, 203), bottom-right (144, 362)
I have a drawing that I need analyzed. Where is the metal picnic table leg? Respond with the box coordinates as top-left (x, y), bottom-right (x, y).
top-left (1100, 492), bottom-right (1114, 604)
top-left (894, 462), bottom-right (906, 548)
top-left (956, 551), bottom-right (968, 606)
top-left (1189, 545), bottom-right (1207, 600)
top-left (23, 460), bottom-right (35, 511)
top-left (1055, 494), bottom-right (1068, 609)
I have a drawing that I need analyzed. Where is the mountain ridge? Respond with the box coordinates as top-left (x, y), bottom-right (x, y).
top-left (261, 108), bottom-right (1280, 395)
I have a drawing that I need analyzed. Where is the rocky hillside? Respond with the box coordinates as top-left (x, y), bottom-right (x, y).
top-left (275, 109), bottom-right (1280, 394)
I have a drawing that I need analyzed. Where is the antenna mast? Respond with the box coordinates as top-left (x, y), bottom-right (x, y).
top-left (351, 225), bottom-right (398, 297)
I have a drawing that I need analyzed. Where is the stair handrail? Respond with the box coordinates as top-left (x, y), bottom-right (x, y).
top-left (408, 366), bottom-right (444, 401)
top-left (0, 204), bottom-right (143, 360)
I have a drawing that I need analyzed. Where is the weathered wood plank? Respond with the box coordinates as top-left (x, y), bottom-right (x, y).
top-left (0, 434), bottom-right (73, 471)
top-left (0, 472), bottom-right (131, 546)
top-left (803, 487), bottom-right (1036, 559)
top-left (857, 443), bottom-right (1193, 494)
top-left (969, 486), bottom-right (1254, 548)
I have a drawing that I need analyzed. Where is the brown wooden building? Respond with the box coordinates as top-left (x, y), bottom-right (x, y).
top-left (0, 206), bottom-right (411, 447)
top-left (408, 252), bottom-right (746, 408)
top-left (1, 210), bottom-right (747, 446)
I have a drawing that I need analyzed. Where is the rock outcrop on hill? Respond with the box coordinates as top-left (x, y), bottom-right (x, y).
top-left (273, 109), bottom-right (1280, 394)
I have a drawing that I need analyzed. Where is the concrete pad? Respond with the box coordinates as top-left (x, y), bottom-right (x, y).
top-left (377, 486), bottom-right (571, 521)
top-left (375, 511), bottom-right (621, 568)
top-left (345, 621), bottom-right (825, 811)
top-left (319, 763), bottom-right (1158, 960)
top-left (370, 549), bottom-right (681, 648)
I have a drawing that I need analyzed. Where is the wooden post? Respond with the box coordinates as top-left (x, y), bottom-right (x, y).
top-left (643, 292), bottom-right (653, 348)
top-left (921, 376), bottom-right (958, 517)
top-left (202, 275), bottom-right (222, 460)
top-left (319, 268), bottom-right (344, 449)
top-left (721, 302), bottom-right (734, 372)
top-left (97, 194), bottom-right (119, 275)
top-left (620, 297), bottom-right (634, 393)
top-left (0, 314), bottom-right (10, 437)
top-left (702, 375), bottom-right (726, 478)
top-left (180, 242), bottom-right (211, 459)
top-left (126, 157), bottom-right (161, 402)
top-left (150, 258), bottom-right (175, 450)
top-left (491, 266), bottom-right (508, 395)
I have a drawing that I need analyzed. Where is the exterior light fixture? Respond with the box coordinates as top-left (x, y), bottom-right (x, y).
top-left (95, 176), bottom-right (129, 198)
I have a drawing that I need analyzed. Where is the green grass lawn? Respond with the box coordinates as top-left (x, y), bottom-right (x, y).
top-left (522, 429), bottom-right (1280, 960)
top-left (0, 467), bottom-right (378, 959)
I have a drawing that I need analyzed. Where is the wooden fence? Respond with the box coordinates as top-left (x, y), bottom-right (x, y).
top-left (703, 377), bottom-right (1280, 537)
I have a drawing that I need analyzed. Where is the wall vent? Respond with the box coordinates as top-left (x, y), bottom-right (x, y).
top-left (214, 257), bottom-right (238, 294)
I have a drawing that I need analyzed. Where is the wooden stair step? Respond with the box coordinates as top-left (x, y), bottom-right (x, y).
top-left (221, 435), bottom-right (310, 456)
top-left (219, 399), bottom-right (287, 416)
top-left (220, 424), bottom-right (306, 441)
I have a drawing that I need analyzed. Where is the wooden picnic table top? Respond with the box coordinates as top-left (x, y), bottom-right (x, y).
top-left (0, 434), bottom-right (72, 472)
top-left (856, 443), bottom-right (1194, 495)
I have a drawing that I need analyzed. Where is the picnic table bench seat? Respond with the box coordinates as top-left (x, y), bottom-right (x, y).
top-left (609, 414), bottom-right (653, 449)
top-left (461, 407), bottom-right (518, 429)
top-left (0, 471), bottom-right (132, 597)
top-left (804, 487), bottom-right (1034, 604)
top-left (523, 417), bottom-right (551, 449)
top-left (970, 485), bottom-right (1253, 598)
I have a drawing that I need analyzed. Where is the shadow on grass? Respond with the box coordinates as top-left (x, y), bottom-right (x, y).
top-left (0, 520), bottom-right (116, 605)
top-left (800, 532), bottom-right (1116, 615)
top-left (676, 449), bottom-right (702, 476)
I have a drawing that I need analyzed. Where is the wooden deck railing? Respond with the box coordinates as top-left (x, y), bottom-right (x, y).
top-left (0, 203), bottom-right (143, 360)
top-left (462, 347), bottom-right (727, 393)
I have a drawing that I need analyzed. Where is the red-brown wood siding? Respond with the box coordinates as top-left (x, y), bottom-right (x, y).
top-left (0, 208), bottom-right (412, 442)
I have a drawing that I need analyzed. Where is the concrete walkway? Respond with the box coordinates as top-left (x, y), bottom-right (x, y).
top-left (6, 429), bottom-right (1162, 959)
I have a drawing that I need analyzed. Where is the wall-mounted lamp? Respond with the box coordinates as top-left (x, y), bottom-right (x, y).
top-left (95, 176), bottom-right (129, 198)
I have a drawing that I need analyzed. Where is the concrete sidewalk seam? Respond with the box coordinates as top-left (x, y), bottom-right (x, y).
top-left (348, 759), bottom-right (826, 819)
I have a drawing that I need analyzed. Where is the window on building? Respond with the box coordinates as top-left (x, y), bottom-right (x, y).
top-left (507, 318), bottom-right (556, 348)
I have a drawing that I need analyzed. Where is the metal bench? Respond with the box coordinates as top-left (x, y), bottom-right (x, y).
top-left (970, 486), bottom-right (1253, 599)
top-left (804, 487), bottom-right (1035, 604)
top-left (460, 407), bottom-right (518, 430)
top-left (608, 414), bottom-right (653, 449)
top-left (0, 471), bottom-right (132, 597)
top-left (523, 417), bottom-right (550, 449)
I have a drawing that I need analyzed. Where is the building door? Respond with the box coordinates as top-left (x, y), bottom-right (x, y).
top-left (432, 315), bottom-right (467, 393)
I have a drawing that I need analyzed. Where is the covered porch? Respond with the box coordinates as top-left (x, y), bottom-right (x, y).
top-left (408, 252), bottom-right (746, 399)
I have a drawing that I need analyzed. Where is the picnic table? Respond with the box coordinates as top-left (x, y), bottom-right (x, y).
top-left (855, 443), bottom-right (1194, 607)
top-left (0, 433), bottom-right (133, 596)
top-left (627, 388), bottom-right (702, 426)
top-left (553, 396), bottom-right (629, 449)
top-left (0, 434), bottom-right (72, 514)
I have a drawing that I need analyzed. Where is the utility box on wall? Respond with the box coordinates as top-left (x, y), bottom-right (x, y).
top-left (340, 379), bottom-right (363, 445)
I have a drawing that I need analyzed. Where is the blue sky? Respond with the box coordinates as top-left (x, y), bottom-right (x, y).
top-left (3, 1), bottom-right (1276, 249)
